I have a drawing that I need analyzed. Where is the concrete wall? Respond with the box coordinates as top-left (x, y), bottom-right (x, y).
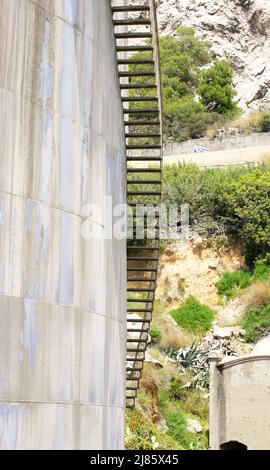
top-left (210, 355), bottom-right (270, 450)
top-left (164, 132), bottom-right (270, 156)
top-left (0, 0), bottom-right (126, 449)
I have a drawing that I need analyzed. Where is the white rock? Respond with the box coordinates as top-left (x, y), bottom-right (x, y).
top-left (213, 325), bottom-right (233, 339)
top-left (187, 418), bottom-right (203, 434)
top-left (208, 260), bottom-right (219, 269)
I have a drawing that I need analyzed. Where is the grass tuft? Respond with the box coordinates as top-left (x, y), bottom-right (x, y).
top-left (170, 297), bottom-right (215, 334)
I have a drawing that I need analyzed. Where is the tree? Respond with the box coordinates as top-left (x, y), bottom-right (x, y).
top-left (198, 60), bottom-right (239, 115)
top-left (129, 27), bottom-right (240, 142)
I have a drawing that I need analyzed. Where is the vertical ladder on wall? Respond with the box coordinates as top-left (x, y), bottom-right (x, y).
top-left (112, 1), bottom-right (163, 408)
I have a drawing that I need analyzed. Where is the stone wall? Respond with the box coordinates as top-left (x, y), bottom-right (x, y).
top-left (0, 0), bottom-right (126, 450)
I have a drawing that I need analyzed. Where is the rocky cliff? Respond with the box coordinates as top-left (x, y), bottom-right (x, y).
top-left (153, 0), bottom-right (270, 112)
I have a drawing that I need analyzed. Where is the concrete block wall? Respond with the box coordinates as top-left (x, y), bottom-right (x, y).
top-left (0, 0), bottom-right (126, 449)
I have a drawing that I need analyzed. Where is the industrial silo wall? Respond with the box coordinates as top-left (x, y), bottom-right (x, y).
top-left (0, 0), bottom-right (126, 449)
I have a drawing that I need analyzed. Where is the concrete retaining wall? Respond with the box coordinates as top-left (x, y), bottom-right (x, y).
top-left (164, 132), bottom-right (270, 156)
top-left (0, 0), bottom-right (126, 449)
top-left (210, 355), bottom-right (270, 450)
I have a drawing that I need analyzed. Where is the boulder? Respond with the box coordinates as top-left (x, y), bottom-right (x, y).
top-left (187, 418), bottom-right (203, 434)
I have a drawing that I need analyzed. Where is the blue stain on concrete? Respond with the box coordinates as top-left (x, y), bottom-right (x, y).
top-left (23, 299), bottom-right (37, 372)
top-left (40, 18), bottom-right (52, 106)
top-left (0, 405), bottom-right (20, 449)
top-left (59, 211), bottom-right (74, 305)
top-left (64, 0), bottom-right (79, 24)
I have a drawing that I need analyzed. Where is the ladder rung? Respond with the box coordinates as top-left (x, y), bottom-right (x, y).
top-left (127, 246), bottom-right (159, 250)
top-left (127, 179), bottom-right (161, 184)
top-left (118, 59), bottom-right (154, 65)
top-left (115, 32), bottom-right (152, 39)
top-left (126, 386), bottom-right (138, 391)
top-left (127, 257), bottom-right (158, 261)
top-left (127, 157), bottom-right (161, 162)
top-left (124, 108), bottom-right (158, 114)
top-left (121, 84), bottom-right (157, 90)
top-left (127, 307), bottom-right (152, 312)
top-left (127, 190), bottom-right (161, 195)
top-left (117, 46), bottom-right (153, 53)
top-left (112, 5), bottom-right (150, 13)
top-left (127, 278), bottom-right (157, 282)
top-left (126, 133), bottom-right (161, 138)
top-left (126, 145), bottom-right (161, 150)
top-left (125, 120), bottom-right (160, 126)
top-left (127, 168), bottom-right (161, 173)
top-left (119, 71), bottom-right (155, 77)
top-left (114, 19), bottom-right (151, 26)
top-left (122, 97), bottom-right (158, 102)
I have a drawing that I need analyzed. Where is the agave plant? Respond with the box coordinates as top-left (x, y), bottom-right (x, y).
top-left (170, 342), bottom-right (210, 391)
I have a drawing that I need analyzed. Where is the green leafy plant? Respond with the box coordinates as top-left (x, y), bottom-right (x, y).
top-left (150, 326), bottom-right (163, 344)
top-left (216, 270), bottom-right (251, 299)
top-left (258, 112), bottom-right (270, 133)
top-left (129, 27), bottom-right (240, 143)
top-left (170, 297), bottom-right (215, 334)
top-left (242, 305), bottom-right (270, 343)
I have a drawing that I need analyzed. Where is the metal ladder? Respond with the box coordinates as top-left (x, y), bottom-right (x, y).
top-left (112, 1), bottom-right (163, 409)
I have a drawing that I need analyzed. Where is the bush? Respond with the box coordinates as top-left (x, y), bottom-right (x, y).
top-left (216, 270), bottom-right (251, 298)
top-left (258, 112), bottom-right (270, 133)
top-left (252, 260), bottom-right (270, 282)
top-left (242, 305), bottom-right (270, 343)
top-left (150, 326), bottom-right (162, 344)
top-left (170, 297), bottom-right (215, 334)
top-left (159, 391), bottom-right (208, 449)
top-left (130, 27), bottom-right (240, 142)
top-left (163, 163), bottom-right (270, 265)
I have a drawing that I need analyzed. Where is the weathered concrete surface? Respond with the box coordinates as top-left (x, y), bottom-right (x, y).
top-left (0, 0), bottom-right (126, 449)
top-left (210, 355), bottom-right (270, 450)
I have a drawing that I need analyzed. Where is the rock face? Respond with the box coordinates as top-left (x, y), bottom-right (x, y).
top-left (155, 0), bottom-right (270, 112)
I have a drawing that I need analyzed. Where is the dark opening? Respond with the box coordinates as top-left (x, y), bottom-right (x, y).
top-left (220, 441), bottom-right (248, 451)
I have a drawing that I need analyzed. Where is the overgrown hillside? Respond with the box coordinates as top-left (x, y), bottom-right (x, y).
top-left (126, 162), bottom-right (270, 450)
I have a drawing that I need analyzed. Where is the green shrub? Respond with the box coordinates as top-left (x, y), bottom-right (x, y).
top-left (170, 297), bottom-right (215, 333)
top-left (125, 408), bottom-right (179, 450)
top-left (216, 270), bottom-right (251, 298)
top-left (242, 305), bottom-right (270, 343)
top-left (258, 112), bottom-right (270, 133)
top-left (150, 326), bottom-right (163, 344)
top-left (159, 391), bottom-right (208, 449)
top-left (129, 27), bottom-right (240, 143)
top-left (252, 260), bottom-right (270, 282)
top-left (163, 163), bottom-right (270, 265)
